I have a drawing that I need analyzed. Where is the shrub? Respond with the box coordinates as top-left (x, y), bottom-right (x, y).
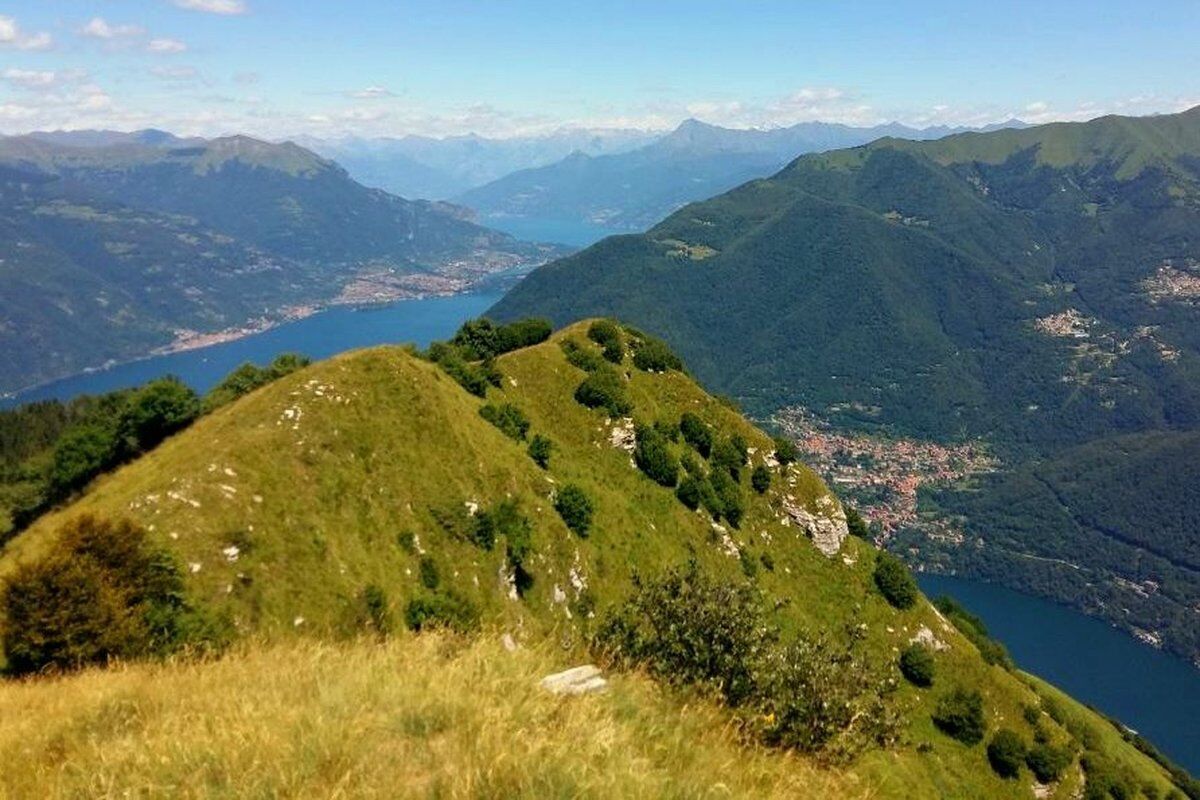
top-left (479, 402), bottom-right (530, 441)
top-left (711, 436), bottom-right (747, 479)
top-left (1, 515), bottom-right (196, 675)
top-left (1081, 751), bottom-right (1139, 800)
top-left (679, 411), bottom-right (713, 457)
top-left (495, 317), bottom-right (552, 353)
top-left (1026, 742), bottom-right (1072, 783)
top-left (706, 469), bottom-right (742, 527)
top-left (203, 353), bottom-right (309, 412)
top-left (554, 484), bottom-right (594, 537)
top-left (361, 583), bottom-right (391, 635)
top-left (988, 729), bottom-right (1027, 778)
top-left (426, 341), bottom-right (492, 397)
top-left (587, 320), bottom-right (624, 363)
top-left (404, 591), bottom-right (480, 632)
top-left (630, 335), bottom-right (683, 372)
top-left (118, 377), bottom-right (200, 455)
top-left (595, 563), bottom-right (902, 764)
top-left (751, 464), bottom-right (772, 493)
top-left (634, 423), bottom-right (679, 487)
top-left (845, 506), bottom-right (871, 539)
top-left (932, 687), bottom-right (987, 745)
top-left (873, 551), bottom-right (918, 609)
top-left (772, 436), bottom-right (798, 466)
top-left (560, 338), bottom-right (605, 372)
top-left (898, 643), bottom-right (935, 687)
top-left (527, 434), bottom-right (553, 468)
top-left (934, 595), bottom-right (1013, 669)
top-left (397, 530), bottom-right (417, 554)
top-left (418, 556), bottom-right (441, 589)
top-left (676, 474), bottom-right (705, 510)
top-left (451, 318), bottom-right (502, 360)
top-left (574, 367), bottom-right (633, 416)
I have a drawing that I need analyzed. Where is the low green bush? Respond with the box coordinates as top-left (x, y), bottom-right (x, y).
top-left (873, 551), bottom-right (918, 609)
top-left (751, 464), bottom-right (772, 493)
top-left (554, 484), bottom-right (595, 537)
top-left (634, 422), bottom-right (679, 487)
top-left (574, 367), bottom-right (633, 416)
top-left (932, 687), bottom-right (987, 745)
top-left (630, 335), bottom-right (683, 372)
top-left (987, 729), bottom-right (1027, 778)
top-left (1026, 741), bottom-right (1072, 783)
top-left (479, 402), bottom-right (530, 441)
top-left (560, 338), bottom-right (605, 372)
top-left (587, 320), bottom-right (624, 363)
top-left (899, 643), bottom-right (936, 687)
top-left (679, 411), bottom-right (713, 457)
top-left (772, 436), bottom-right (798, 465)
top-left (404, 591), bottom-right (480, 633)
top-left (527, 434), bottom-right (553, 468)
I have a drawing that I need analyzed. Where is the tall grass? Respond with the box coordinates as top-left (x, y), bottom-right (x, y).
top-left (0, 631), bottom-right (862, 799)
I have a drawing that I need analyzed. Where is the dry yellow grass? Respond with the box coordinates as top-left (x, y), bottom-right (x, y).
top-left (0, 631), bottom-right (864, 799)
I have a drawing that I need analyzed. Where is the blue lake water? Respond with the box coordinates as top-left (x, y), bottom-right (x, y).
top-left (919, 574), bottom-right (1200, 774)
top-left (3, 292), bottom-right (502, 407)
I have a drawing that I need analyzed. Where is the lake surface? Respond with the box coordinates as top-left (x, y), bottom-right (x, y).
top-left (4, 292), bottom-right (503, 407)
top-left (919, 574), bottom-right (1200, 774)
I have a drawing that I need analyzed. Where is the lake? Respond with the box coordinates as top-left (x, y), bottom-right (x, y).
top-left (919, 574), bottom-right (1200, 774)
top-left (3, 292), bottom-right (503, 407)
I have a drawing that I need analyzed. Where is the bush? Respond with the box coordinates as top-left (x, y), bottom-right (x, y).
top-left (452, 317), bottom-right (553, 360)
top-left (1, 515), bottom-right (197, 675)
top-left (361, 583), bottom-right (391, 635)
top-left (426, 341), bottom-right (492, 397)
top-left (418, 556), bottom-right (440, 589)
top-left (873, 551), bottom-right (918, 609)
top-left (676, 474), bottom-right (705, 510)
top-left (933, 687), bottom-right (987, 745)
top-left (751, 464), bottom-right (772, 493)
top-left (574, 367), bottom-right (633, 416)
top-left (527, 434), bottom-right (553, 468)
top-left (555, 484), bottom-right (594, 537)
top-left (1081, 751), bottom-right (1139, 800)
top-left (631, 336), bottom-right (683, 372)
top-left (479, 402), bottom-right (530, 441)
top-left (560, 338), bottom-right (605, 371)
top-left (588, 320), bottom-right (624, 363)
top-left (898, 643), bottom-right (936, 687)
top-left (710, 469), bottom-right (744, 527)
top-left (404, 591), bottom-right (480, 632)
top-left (48, 424), bottom-right (117, 498)
top-left (845, 505), bottom-right (871, 539)
top-left (987, 729), bottom-right (1027, 778)
top-left (203, 353), bottom-right (310, 412)
top-left (679, 412), bottom-right (713, 457)
top-left (772, 436), bottom-right (798, 466)
top-left (1026, 741), bottom-right (1072, 783)
top-left (711, 436), bottom-right (747, 479)
top-left (595, 563), bottom-right (902, 763)
top-left (634, 423), bottom-right (679, 487)
top-left (495, 318), bottom-right (552, 353)
top-left (934, 595), bottom-right (1014, 669)
top-left (118, 377), bottom-right (200, 454)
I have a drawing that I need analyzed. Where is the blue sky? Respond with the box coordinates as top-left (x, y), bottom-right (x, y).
top-left (2, 0), bottom-right (1198, 138)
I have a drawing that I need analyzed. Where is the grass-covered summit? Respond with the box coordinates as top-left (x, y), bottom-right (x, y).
top-left (0, 321), bottom-right (1190, 798)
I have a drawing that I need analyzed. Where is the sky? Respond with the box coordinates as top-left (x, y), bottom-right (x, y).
top-left (2, 0), bottom-right (1199, 140)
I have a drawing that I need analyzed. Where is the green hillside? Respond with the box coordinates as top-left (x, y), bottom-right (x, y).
top-left (0, 134), bottom-right (564, 394)
top-left (0, 321), bottom-right (1188, 798)
top-left (491, 107), bottom-right (1200, 663)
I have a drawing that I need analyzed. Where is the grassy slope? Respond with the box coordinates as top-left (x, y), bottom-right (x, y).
top-left (0, 323), bottom-right (1179, 798)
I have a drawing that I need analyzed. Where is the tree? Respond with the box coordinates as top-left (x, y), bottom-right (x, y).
top-left (873, 551), bottom-right (918, 609)
top-left (751, 464), bottom-right (772, 494)
top-left (118, 377), bottom-right (200, 454)
top-left (987, 729), bottom-right (1027, 778)
top-left (527, 434), bottom-right (553, 468)
top-left (899, 643), bottom-right (935, 687)
top-left (48, 424), bottom-right (117, 498)
top-left (554, 484), bottom-right (594, 537)
top-left (932, 687), bottom-right (987, 745)
top-left (679, 411), bottom-right (713, 457)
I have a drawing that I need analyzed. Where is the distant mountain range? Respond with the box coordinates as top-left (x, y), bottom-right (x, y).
top-left (493, 106), bottom-right (1200, 664)
top-left (0, 131), bottom-right (565, 394)
top-left (453, 118), bottom-right (1028, 240)
top-left (300, 128), bottom-right (660, 201)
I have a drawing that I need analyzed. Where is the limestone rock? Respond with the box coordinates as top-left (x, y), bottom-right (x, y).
top-left (539, 665), bottom-right (608, 695)
top-left (781, 493), bottom-right (849, 557)
top-left (909, 625), bottom-right (950, 651)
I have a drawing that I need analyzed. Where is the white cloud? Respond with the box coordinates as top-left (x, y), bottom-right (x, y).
top-left (173, 0), bottom-right (248, 15)
top-left (147, 37), bottom-right (188, 53)
top-left (149, 65), bottom-right (200, 82)
top-left (80, 17), bottom-right (145, 40)
top-left (0, 15), bottom-right (54, 50)
top-left (349, 86), bottom-right (395, 100)
top-left (3, 69), bottom-right (58, 89)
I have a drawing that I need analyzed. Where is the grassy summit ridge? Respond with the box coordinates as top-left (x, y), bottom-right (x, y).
top-left (0, 321), bottom-right (1186, 798)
